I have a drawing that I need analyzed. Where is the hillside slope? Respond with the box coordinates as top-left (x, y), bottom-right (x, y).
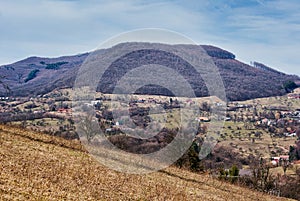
top-left (0, 43), bottom-right (299, 101)
top-left (0, 125), bottom-right (294, 200)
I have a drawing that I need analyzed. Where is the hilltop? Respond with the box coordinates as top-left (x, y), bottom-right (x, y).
top-left (0, 125), bottom-right (294, 200)
top-left (0, 43), bottom-right (299, 101)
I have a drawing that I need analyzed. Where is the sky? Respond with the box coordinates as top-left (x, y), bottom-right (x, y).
top-left (0, 0), bottom-right (299, 75)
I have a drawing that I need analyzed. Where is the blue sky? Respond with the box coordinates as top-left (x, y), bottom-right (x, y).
top-left (0, 0), bottom-right (299, 75)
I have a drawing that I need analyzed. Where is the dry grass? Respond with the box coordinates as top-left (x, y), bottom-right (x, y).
top-left (0, 125), bottom-right (295, 200)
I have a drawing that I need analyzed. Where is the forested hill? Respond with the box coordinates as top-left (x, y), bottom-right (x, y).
top-left (0, 43), bottom-right (298, 101)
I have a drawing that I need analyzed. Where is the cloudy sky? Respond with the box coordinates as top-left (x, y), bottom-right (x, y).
top-left (0, 0), bottom-right (299, 75)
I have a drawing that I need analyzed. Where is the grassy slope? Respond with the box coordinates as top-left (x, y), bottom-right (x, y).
top-left (0, 125), bottom-right (295, 201)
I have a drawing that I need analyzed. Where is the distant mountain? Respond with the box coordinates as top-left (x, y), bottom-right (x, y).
top-left (0, 43), bottom-right (299, 101)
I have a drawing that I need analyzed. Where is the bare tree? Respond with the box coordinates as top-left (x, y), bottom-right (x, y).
top-left (76, 105), bottom-right (99, 143)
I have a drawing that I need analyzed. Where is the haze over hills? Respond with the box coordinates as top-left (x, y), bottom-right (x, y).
top-left (0, 42), bottom-right (299, 101)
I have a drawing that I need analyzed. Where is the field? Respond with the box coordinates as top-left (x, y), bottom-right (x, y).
top-left (0, 125), bottom-right (295, 200)
top-left (219, 121), bottom-right (295, 159)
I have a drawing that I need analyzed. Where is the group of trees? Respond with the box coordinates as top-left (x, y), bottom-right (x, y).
top-left (283, 80), bottom-right (298, 92)
top-left (202, 45), bottom-right (236, 59)
top-left (0, 111), bottom-right (44, 123)
top-left (24, 69), bottom-right (39, 83)
top-left (44, 61), bottom-right (68, 70)
top-left (175, 141), bottom-right (203, 172)
top-left (251, 61), bottom-right (284, 75)
top-left (107, 128), bottom-right (177, 154)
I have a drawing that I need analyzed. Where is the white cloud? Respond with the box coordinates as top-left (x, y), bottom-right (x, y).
top-left (0, 0), bottom-right (299, 75)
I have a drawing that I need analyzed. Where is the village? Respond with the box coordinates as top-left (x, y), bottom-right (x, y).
top-left (0, 88), bottom-right (300, 173)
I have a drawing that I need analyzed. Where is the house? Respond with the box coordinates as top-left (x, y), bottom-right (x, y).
top-left (137, 99), bottom-right (145, 103)
top-left (271, 157), bottom-right (280, 162)
top-left (284, 132), bottom-right (296, 137)
top-left (91, 100), bottom-right (101, 105)
top-left (261, 118), bottom-right (272, 126)
top-left (288, 93), bottom-right (300, 99)
top-left (57, 108), bottom-right (72, 114)
top-left (271, 160), bottom-right (278, 166)
top-left (0, 97), bottom-right (9, 101)
top-left (271, 155), bottom-right (289, 166)
top-left (225, 117), bottom-right (231, 121)
top-left (196, 117), bottom-right (210, 122)
top-left (215, 102), bottom-right (223, 107)
top-left (280, 155), bottom-right (289, 161)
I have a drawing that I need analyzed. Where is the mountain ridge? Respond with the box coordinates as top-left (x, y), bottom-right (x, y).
top-left (0, 42), bottom-right (299, 101)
